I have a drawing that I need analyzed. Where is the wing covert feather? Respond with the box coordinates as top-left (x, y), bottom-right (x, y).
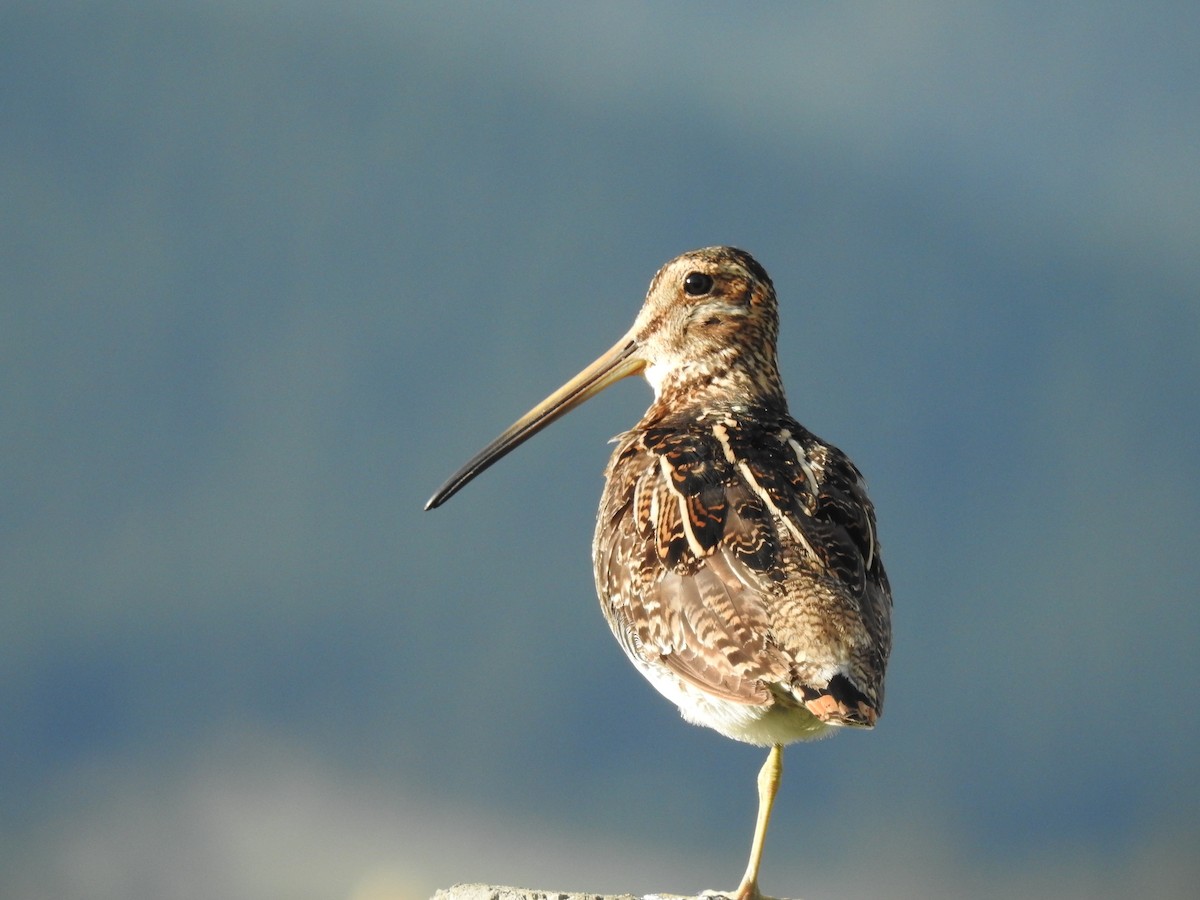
top-left (594, 407), bottom-right (891, 718)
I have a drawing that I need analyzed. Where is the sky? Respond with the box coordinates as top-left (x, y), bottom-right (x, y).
top-left (2, 2), bottom-right (1198, 899)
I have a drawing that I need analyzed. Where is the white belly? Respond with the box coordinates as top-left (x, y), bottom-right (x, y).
top-left (628, 653), bottom-right (836, 747)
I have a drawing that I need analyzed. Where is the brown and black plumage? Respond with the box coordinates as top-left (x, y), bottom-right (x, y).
top-left (427, 247), bottom-right (892, 900)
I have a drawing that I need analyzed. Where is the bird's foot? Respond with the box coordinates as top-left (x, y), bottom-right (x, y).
top-left (699, 884), bottom-right (766, 900)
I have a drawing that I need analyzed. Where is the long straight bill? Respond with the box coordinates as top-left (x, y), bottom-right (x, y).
top-left (425, 334), bottom-right (645, 509)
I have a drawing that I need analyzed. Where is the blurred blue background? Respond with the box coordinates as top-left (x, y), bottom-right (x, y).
top-left (3, 3), bottom-right (1198, 898)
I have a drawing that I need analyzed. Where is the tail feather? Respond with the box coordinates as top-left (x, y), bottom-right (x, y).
top-left (800, 673), bottom-right (878, 727)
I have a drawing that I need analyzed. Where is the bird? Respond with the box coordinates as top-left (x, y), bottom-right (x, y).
top-left (425, 246), bottom-right (892, 900)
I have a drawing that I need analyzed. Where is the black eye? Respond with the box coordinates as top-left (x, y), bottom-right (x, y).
top-left (683, 271), bottom-right (713, 296)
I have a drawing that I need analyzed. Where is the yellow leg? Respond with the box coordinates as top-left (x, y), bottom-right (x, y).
top-left (733, 744), bottom-right (783, 900)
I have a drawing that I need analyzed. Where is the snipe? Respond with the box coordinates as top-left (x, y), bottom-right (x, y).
top-left (427, 246), bottom-right (892, 900)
